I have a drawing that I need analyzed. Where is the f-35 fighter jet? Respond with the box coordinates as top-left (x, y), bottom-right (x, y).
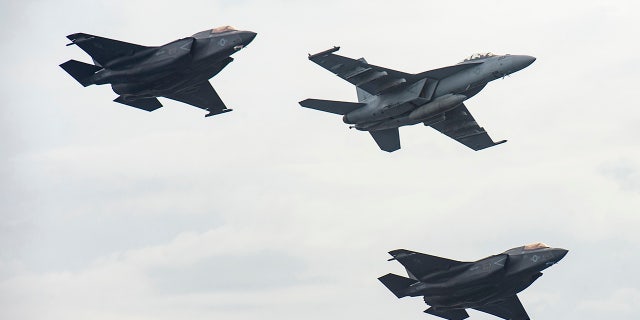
top-left (378, 243), bottom-right (567, 320)
top-left (299, 47), bottom-right (535, 151)
top-left (60, 26), bottom-right (256, 117)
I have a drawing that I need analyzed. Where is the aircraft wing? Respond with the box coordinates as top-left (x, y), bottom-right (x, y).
top-left (388, 249), bottom-right (468, 280)
top-left (473, 295), bottom-right (530, 320)
top-left (164, 81), bottom-right (230, 116)
top-left (425, 307), bottom-right (469, 320)
top-left (428, 103), bottom-right (506, 151)
top-left (66, 33), bottom-right (152, 67)
top-left (308, 47), bottom-right (413, 95)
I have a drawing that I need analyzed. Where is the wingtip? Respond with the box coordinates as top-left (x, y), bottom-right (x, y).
top-left (388, 249), bottom-right (407, 260)
top-left (66, 33), bottom-right (95, 44)
top-left (308, 46), bottom-right (340, 60)
top-left (205, 108), bottom-right (233, 117)
top-left (66, 33), bottom-right (85, 40)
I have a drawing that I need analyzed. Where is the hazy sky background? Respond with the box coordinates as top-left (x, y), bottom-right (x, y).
top-left (1, 1), bottom-right (639, 319)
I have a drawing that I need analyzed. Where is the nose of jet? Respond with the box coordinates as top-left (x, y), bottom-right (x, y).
top-left (241, 31), bottom-right (257, 45)
top-left (511, 55), bottom-right (536, 72)
top-left (554, 248), bottom-right (569, 261)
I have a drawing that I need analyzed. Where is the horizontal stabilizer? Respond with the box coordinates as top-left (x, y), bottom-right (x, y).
top-left (299, 99), bottom-right (364, 115)
top-left (378, 273), bottom-right (418, 298)
top-left (425, 307), bottom-right (469, 320)
top-left (59, 60), bottom-right (101, 87)
top-left (114, 96), bottom-right (163, 112)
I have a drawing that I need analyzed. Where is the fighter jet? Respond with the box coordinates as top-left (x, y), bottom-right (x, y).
top-left (379, 243), bottom-right (568, 320)
top-left (60, 26), bottom-right (256, 117)
top-left (299, 47), bottom-right (535, 151)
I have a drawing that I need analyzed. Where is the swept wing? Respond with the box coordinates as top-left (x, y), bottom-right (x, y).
top-left (308, 47), bottom-right (414, 95)
top-left (425, 307), bottom-right (469, 320)
top-left (428, 103), bottom-right (506, 151)
top-left (473, 295), bottom-right (530, 320)
top-left (389, 249), bottom-right (469, 280)
top-left (66, 33), bottom-right (153, 67)
top-left (308, 47), bottom-right (483, 96)
top-left (164, 81), bottom-right (229, 116)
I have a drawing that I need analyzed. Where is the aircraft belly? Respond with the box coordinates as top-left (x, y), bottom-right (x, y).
top-left (367, 115), bottom-right (421, 131)
top-left (111, 73), bottom-right (191, 98)
top-left (346, 99), bottom-right (416, 124)
top-left (424, 285), bottom-right (501, 309)
top-left (111, 82), bottom-right (154, 96)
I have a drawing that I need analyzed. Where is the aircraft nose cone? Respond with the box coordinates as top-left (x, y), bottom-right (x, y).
top-left (522, 55), bottom-right (536, 67)
top-left (243, 31), bottom-right (257, 45)
top-left (554, 248), bottom-right (569, 261)
top-left (513, 55), bottom-right (536, 70)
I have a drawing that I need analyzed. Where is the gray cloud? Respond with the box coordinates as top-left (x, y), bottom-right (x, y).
top-left (600, 159), bottom-right (640, 193)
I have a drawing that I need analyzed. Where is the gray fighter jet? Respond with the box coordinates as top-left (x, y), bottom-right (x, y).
top-left (60, 26), bottom-right (256, 117)
top-left (299, 47), bottom-right (535, 151)
top-left (378, 243), bottom-right (568, 320)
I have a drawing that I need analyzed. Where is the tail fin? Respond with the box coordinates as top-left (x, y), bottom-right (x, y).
top-left (378, 273), bottom-right (418, 298)
top-left (59, 60), bottom-right (101, 87)
top-left (299, 98), bottom-right (364, 115)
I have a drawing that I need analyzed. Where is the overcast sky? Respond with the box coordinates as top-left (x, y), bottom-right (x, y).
top-left (1, 1), bottom-right (639, 319)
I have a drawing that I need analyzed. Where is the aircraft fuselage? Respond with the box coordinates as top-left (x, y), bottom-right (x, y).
top-left (405, 247), bottom-right (567, 310)
top-left (347, 55), bottom-right (535, 131)
top-left (91, 31), bottom-right (254, 100)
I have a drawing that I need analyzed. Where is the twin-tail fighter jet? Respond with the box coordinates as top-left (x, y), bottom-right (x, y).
top-left (60, 26), bottom-right (256, 117)
top-left (299, 47), bottom-right (535, 152)
top-left (378, 243), bottom-right (568, 320)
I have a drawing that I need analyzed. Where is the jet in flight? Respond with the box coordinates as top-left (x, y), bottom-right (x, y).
top-left (378, 243), bottom-right (568, 320)
top-left (60, 26), bottom-right (256, 117)
top-left (299, 47), bottom-right (535, 151)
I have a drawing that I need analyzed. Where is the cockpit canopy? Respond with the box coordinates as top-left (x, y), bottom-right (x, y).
top-left (504, 242), bottom-right (550, 254)
top-left (463, 52), bottom-right (496, 62)
top-left (523, 242), bottom-right (550, 250)
top-left (192, 26), bottom-right (238, 38)
top-left (212, 26), bottom-right (237, 33)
